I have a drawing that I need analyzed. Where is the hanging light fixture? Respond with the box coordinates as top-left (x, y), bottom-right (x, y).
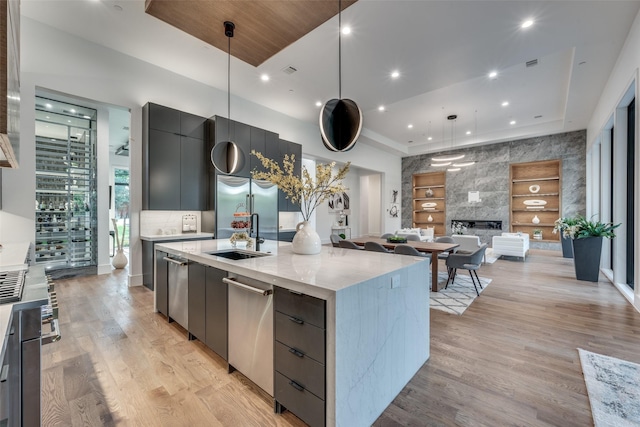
top-left (210, 21), bottom-right (245, 175)
top-left (452, 109), bottom-right (477, 167)
top-left (319, 0), bottom-right (363, 152)
top-left (433, 114), bottom-right (465, 163)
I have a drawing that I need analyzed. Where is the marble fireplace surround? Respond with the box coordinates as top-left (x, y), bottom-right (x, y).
top-left (402, 130), bottom-right (586, 250)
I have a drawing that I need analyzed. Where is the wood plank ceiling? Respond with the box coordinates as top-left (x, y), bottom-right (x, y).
top-left (144, 0), bottom-right (358, 67)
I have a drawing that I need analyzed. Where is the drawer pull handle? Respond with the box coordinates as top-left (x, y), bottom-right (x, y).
top-left (289, 347), bottom-right (305, 358)
top-left (288, 316), bottom-right (304, 325)
top-left (289, 380), bottom-right (304, 392)
top-left (288, 290), bottom-right (303, 296)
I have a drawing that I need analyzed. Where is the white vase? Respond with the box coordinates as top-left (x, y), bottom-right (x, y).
top-left (532, 215), bottom-right (540, 224)
top-left (291, 221), bottom-right (322, 255)
top-left (427, 214), bottom-right (433, 222)
top-left (112, 249), bottom-right (128, 269)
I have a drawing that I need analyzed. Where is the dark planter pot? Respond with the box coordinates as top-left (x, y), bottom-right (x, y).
top-left (561, 235), bottom-right (573, 258)
top-left (572, 237), bottom-right (603, 282)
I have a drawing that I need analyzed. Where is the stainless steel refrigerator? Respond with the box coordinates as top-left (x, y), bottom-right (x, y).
top-left (215, 176), bottom-right (279, 240)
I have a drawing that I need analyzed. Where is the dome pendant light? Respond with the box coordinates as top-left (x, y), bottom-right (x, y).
top-left (211, 21), bottom-right (245, 175)
top-left (319, 0), bottom-right (363, 152)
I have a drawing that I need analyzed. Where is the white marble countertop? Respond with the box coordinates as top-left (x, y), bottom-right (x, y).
top-left (0, 242), bottom-right (30, 269)
top-left (139, 232), bottom-right (214, 242)
top-left (155, 239), bottom-right (427, 299)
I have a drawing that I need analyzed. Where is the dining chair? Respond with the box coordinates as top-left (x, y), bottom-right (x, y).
top-left (339, 240), bottom-right (362, 250)
top-left (393, 244), bottom-right (429, 261)
top-left (445, 244), bottom-right (488, 296)
top-left (435, 236), bottom-right (456, 260)
top-left (380, 233), bottom-right (394, 239)
top-left (364, 241), bottom-right (391, 253)
top-left (405, 234), bottom-right (421, 242)
top-left (330, 233), bottom-right (343, 247)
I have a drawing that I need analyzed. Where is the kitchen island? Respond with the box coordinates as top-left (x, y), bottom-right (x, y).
top-left (155, 239), bottom-right (430, 427)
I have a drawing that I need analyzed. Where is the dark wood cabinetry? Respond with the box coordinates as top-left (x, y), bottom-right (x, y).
top-left (143, 103), bottom-right (208, 210)
top-left (188, 262), bottom-right (228, 360)
top-left (274, 287), bottom-right (326, 427)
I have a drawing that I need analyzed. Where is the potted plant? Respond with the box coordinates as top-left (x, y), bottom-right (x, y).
top-left (553, 217), bottom-right (579, 258)
top-left (532, 229), bottom-right (543, 240)
top-left (561, 216), bottom-right (620, 282)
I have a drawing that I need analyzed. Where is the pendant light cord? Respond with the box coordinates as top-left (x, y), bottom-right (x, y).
top-left (338, 0), bottom-right (342, 99)
top-left (227, 34), bottom-right (231, 140)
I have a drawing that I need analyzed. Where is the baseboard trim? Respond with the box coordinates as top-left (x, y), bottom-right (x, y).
top-left (128, 273), bottom-right (143, 287)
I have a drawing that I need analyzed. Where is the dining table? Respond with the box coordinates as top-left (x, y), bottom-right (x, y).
top-left (347, 237), bottom-right (459, 292)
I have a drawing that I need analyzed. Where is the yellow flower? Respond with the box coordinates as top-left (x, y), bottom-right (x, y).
top-left (251, 150), bottom-right (350, 221)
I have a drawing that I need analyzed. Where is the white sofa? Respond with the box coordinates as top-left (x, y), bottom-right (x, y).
top-left (395, 228), bottom-right (434, 242)
top-left (491, 232), bottom-right (530, 260)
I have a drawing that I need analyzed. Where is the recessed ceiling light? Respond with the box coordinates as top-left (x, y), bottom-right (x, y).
top-left (488, 71), bottom-right (498, 79)
top-left (45, 116), bottom-right (50, 119)
top-left (67, 120), bottom-right (71, 123)
top-left (315, 101), bottom-right (322, 107)
top-left (521, 19), bottom-right (534, 29)
top-left (70, 109), bottom-right (76, 113)
top-left (260, 74), bottom-right (269, 82)
top-left (391, 70), bottom-right (400, 79)
top-left (427, 136), bottom-right (433, 141)
top-left (341, 26), bottom-right (351, 35)
top-left (466, 131), bottom-right (471, 135)
top-left (407, 124), bottom-right (413, 129)
top-left (510, 120), bottom-right (516, 125)
top-left (501, 101), bottom-right (509, 107)
top-left (45, 103), bottom-right (52, 109)
top-left (378, 105), bottom-right (385, 112)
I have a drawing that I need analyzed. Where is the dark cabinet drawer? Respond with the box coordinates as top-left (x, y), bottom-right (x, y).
top-left (275, 341), bottom-right (324, 399)
top-left (275, 311), bottom-right (325, 364)
top-left (274, 286), bottom-right (325, 328)
top-left (275, 371), bottom-right (325, 427)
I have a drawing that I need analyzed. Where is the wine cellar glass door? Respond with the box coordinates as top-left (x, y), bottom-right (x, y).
top-left (34, 96), bottom-right (97, 270)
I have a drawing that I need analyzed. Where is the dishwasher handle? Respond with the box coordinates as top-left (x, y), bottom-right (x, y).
top-left (163, 256), bottom-right (188, 266)
top-left (223, 277), bottom-right (273, 296)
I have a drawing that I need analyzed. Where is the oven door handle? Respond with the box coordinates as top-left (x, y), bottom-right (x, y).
top-left (223, 278), bottom-right (273, 296)
top-left (42, 318), bottom-right (61, 345)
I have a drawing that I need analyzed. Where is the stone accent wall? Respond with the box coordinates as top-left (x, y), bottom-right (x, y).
top-left (401, 130), bottom-right (586, 249)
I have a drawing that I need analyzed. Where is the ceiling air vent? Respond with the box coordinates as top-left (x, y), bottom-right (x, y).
top-left (526, 59), bottom-right (538, 68)
top-left (281, 65), bottom-right (298, 75)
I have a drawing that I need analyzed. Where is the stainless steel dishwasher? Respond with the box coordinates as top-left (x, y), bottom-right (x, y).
top-left (225, 274), bottom-right (274, 396)
top-left (165, 255), bottom-right (189, 330)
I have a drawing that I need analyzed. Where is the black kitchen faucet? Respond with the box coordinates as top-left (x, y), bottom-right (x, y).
top-left (250, 213), bottom-right (265, 251)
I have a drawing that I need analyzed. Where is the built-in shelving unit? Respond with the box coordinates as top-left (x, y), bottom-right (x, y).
top-left (510, 159), bottom-right (561, 242)
top-left (412, 171), bottom-right (446, 235)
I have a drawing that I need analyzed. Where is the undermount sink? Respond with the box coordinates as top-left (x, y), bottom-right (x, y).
top-left (208, 250), bottom-right (271, 260)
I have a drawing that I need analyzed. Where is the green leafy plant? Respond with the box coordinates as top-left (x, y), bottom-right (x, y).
top-left (554, 215), bottom-right (620, 239)
top-left (533, 229), bottom-right (542, 234)
top-left (339, 233), bottom-right (346, 239)
top-left (387, 235), bottom-right (407, 243)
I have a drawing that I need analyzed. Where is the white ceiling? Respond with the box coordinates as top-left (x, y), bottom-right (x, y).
top-left (22, 0), bottom-right (640, 156)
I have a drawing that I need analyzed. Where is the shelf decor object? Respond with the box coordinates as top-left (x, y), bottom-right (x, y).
top-left (319, 0), bottom-right (362, 152)
top-left (509, 159), bottom-right (562, 242)
top-left (412, 171), bottom-right (446, 235)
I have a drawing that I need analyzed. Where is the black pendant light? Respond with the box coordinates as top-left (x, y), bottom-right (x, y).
top-left (319, 0), bottom-right (362, 152)
top-left (211, 21), bottom-right (245, 175)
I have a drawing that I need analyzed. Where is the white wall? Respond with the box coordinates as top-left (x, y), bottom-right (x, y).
top-left (586, 8), bottom-right (640, 308)
top-left (0, 18), bottom-right (402, 283)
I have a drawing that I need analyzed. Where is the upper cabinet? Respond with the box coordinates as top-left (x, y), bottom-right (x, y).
top-left (0, 0), bottom-right (20, 168)
top-left (510, 159), bottom-right (562, 242)
top-left (143, 103), bottom-right (208, 210)
top-left (412, 171), bottom-right (446, 235)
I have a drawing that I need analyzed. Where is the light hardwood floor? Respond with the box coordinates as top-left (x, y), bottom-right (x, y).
top-left (41, 250), bottom-right (640, 426)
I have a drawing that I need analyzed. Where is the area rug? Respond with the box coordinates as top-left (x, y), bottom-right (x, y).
top-left (430, 272), bottom-right (492, 315)
top-left (578, 348), bottom-right (640, 427)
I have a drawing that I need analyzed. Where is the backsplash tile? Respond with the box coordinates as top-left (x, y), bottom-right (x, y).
top-left (140, 211), bottom-right (202, 236)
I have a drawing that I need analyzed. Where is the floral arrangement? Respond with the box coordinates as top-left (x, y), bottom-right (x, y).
top-left (230, 231), bottom-right (252, 247)
top-left (451, 221), bottom-right (467, 235)
top-left (553, 215), bottom-right (620, 239)
top-left (251, 150), bottom-right (350, 221)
